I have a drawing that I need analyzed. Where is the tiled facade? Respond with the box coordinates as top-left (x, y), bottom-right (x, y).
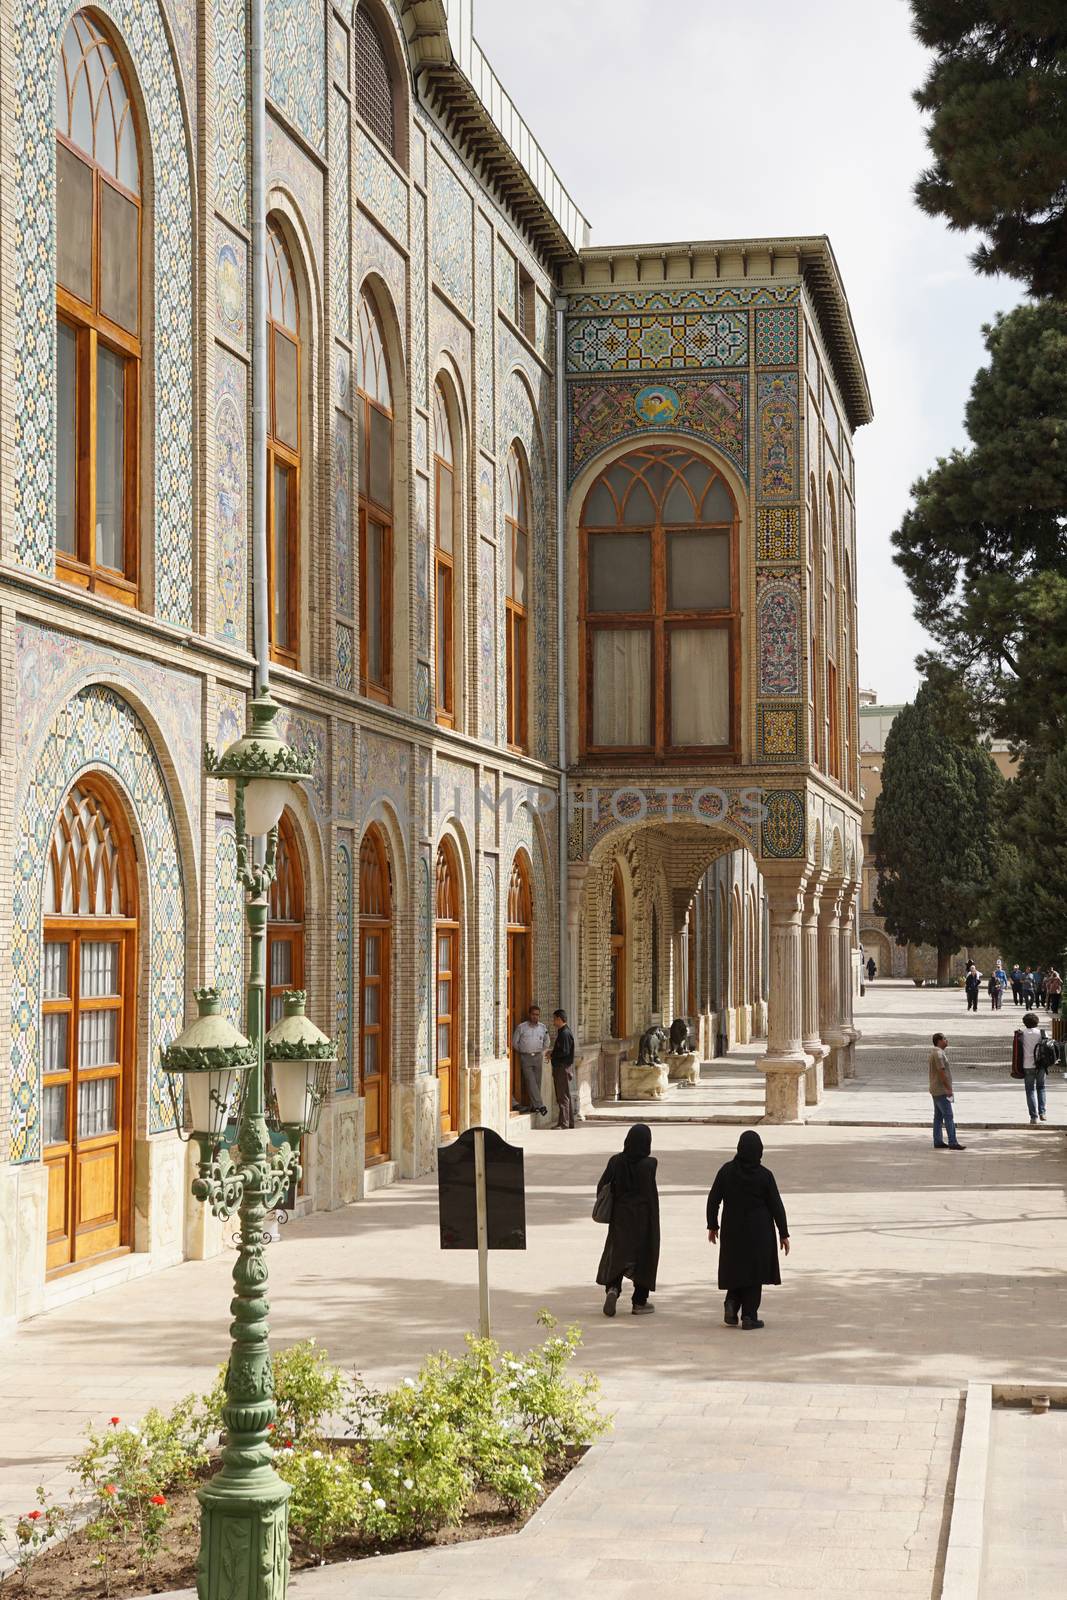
top-left (0, 0), bottom-right (870, 1323)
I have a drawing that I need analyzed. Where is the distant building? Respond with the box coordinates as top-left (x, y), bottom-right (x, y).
top-left (858, 694), bottom-right (1014, 980)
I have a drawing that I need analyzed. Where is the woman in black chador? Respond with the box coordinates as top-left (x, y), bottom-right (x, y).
top-left (595, 1122), bottom-right (661, 1317)
top-left (706, 1131), bottom-right (790, 1330)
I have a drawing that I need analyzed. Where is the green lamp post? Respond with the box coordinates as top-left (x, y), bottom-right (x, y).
top-left (162, 690), bottom-right (331, 1600)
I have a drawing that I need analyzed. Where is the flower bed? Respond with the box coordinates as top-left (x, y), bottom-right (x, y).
top-left (0, 1316), bottom-right (607, 1600)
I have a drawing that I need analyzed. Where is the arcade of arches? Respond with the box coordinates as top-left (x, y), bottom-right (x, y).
top-left (0, 0), bottom-right (867, 1322)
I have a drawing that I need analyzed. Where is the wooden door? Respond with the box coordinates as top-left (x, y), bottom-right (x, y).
top-left (435, 842), bottom-right (460, 1135)
top-left (359, 827), bottom-right (391, 1162)
top-left (506, 854), bottom-right (533, 1111)
top-left (43, 782), bottom-right (135, 1275)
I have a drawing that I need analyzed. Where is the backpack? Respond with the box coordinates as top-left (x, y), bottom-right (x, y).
top-left (1034, 1031), bottom-right (1057, 1071)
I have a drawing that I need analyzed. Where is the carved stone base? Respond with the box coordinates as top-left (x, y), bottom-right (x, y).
top-left (667, 1051), bottom-right (700, 1085)
top-left (804, 1054), bottom-right (825, 1105)
top-left (619, 1062), bottom-right (670, 1100)
top-left (761, 1056), bottom-right (807, 1123)
top-left (197, 1475), bottom-right (290, 1600)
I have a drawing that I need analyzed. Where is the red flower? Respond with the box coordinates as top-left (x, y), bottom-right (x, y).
top-left (149, 1495), bottom-right (166, 1507)
top-left (266, 1423), bottom-right (275, 1432)
top-left (284, 1440), bottom-right (293, 1449)
top-left (26, 1511), bottom-right (42, 1522)
top-left (109, 1417), bottom-right (120, 1426)
top-left (102, 1484), bottom-right (117, 1497)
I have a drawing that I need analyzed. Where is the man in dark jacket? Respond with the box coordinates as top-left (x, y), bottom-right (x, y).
top-left (550, 1008), bottom-right (577, 1129)
top-left (707, 1131), bottom-right (790, 1330)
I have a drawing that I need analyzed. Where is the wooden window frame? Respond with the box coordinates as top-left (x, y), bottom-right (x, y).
top-left (55, 128), bottom-right (142, 604)
top-left (435, 841), bottom-right (460, 1135)
top-left (609, 864), bottom-right (627, 1038)
top-left (356, 299), bottom-right (394, 702)
top-left (506, 853), bottom-right (533, 1113)
top-left (433, 386), bottom-right (456, 726)
top-left (359, 826), bottom-right (392, 1162)
top-left (504, 450), bottom-right (529, 753)
top-left (578, 451), bottom-right (740, 761)
top-left (266, 224), bottom-right (301, 668)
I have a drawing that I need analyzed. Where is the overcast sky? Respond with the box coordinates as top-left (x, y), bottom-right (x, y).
top-left (474, 0), bottom-right (1022, 706)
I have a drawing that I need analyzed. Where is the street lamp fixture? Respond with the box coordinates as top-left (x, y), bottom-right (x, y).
top-left (163, 689), bottom-right (328, 1600)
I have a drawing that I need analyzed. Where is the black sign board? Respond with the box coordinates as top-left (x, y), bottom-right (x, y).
top-left (438, 1126), bottom-right (526, 1250)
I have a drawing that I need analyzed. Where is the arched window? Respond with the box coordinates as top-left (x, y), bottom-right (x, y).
top-left (268, 811), bottom-right (305, 1026)
top-left (506, 852), bottom-right (532, 1111)
top-left (55, 12), bottom-right (142, 601)
top-left (807, 476), bottom-right (821, 770)
top-left (650, 904), bottom-right (660, 1017)
top-left (359, 826), bottom-right (392, 1160)
top-left (43, 779), bottom-right (137, 1273)
top-left (825, 478), bottom-right (841, 784)
top-left (843, 551), bottom-right (854, 794)
top-left (609, 864), bottom-right (627, 1037)
top-left (504, 446), bottom-right (529, 750)
top-left (266, 222), bottom-right (301, 665)
top-left (433, 384), bottom-right (456, 726)
top-left (357, 295), bottom-right (393, 700)
top-left (579, 445), bottom-right (739, 756)
top-left (435, 840), bottom-right (461, 1135)
top-left (354, 2), bottom-right (399, 161)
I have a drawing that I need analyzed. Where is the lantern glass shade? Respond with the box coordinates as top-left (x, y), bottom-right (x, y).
top-left (231, 776), bottom-right (290, 837)
top-left (271, 1058), bottom-right (317, 1128)
top-left (184, 1066), bottom-right (241, 1140)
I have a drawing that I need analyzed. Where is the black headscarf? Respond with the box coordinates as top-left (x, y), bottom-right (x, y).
top-left (736, 1130), bottom-right (763, 1166)
top-left (619, 1122), bottom-right (652, 1191)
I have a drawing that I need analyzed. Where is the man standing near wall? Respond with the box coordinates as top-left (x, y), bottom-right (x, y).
top-left (929, 1032), bottom-right (965, 1150)
top-left (551, 1009), bottom-right (577, 1128)
top-left (512, 1004), bottom-right (550, 1118)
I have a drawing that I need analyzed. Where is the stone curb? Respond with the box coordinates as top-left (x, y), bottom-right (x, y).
top-left (586, 1113), bottom-right (1067, 1131)
top-left (940, 1380), bottom-right (989, 1600)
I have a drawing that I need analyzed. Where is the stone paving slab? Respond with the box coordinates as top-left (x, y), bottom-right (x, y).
top-left (980, 1405), bottom-right (1067, 1599)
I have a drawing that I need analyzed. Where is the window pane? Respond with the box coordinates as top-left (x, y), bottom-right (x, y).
top-left (437, 979), bottom-right (451, 1013)
top-left (77, 1075), bottom-right (117, 1138)
top-left (703, 477), bottom-right (734, 522)
top-left (78, 1008), bottom-right (118, 1069)
top-left (273, 463), bottom-right (292, 649)
top-left (56, 144), bottom-right (93, 302)
top-left (436, 568), bottom-right (450, 700)
top-left (512, 528), bottom-right (528, 607)
top-left (44, 942), bottom-right (70, 1000)
top-left (57, 322), bottom-right (78, 556)
top-left (357, 402), bottom-right (367, 496)
top-left (369, 407), bottom-right (392, 510)
top-left (582, 479), bottom-right (616, 525)
top-left (95, 345), bottom-right (126, 573)
top-left (592, 629), bottom-right (651, 746)
top-left (670, 628), bottom-right (730, 746)
top-left (363, 983), bottom-right (380, 1025)
top-left (437, 1022), bottom-right (450, 1058)
top-left (437, 934), bottom-right (451, 967)
top-left (622, 479), bottom-right (656, 526)
top-left (362, 1032), bottom-right (379, 1077)
top-left (366, 519), bottom-right (384, 682)
top-left (99, 182), bottom-right (138, 333)
top-left (436, 464), bottom-right (453, 553)
top-left (270, 939), bottom-right (293, 988)
top-left (363, 934), bottom-right (380, 977)
top-left (663, 477), bottom-right (697, 524)
top-left (43, 1013), bottom-right (70, 1076)
top-left (588, 533), bottom-right (651, 612)
top-left (81, 941), bottom-right (120, 998)
top-left (270, 993), bottom-right (286, 1026)
top-left (43, 1083), bottom-right (69, 1148)
top-left (273, 331), bottom-right (298, 450)
top-left (667, 531), bottom-right (730, 611)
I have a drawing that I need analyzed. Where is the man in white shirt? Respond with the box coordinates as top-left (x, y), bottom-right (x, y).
top-left (512, 1005), bottom-right (550, 1117)
top-left (1013, 1011), bottom-right (1050, 1124)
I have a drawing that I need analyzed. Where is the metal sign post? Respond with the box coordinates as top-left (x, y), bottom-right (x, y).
top-left (438, 1125), bottom-right (526, 1338)
top-left (474, 1128), bottom-right (490, 1338)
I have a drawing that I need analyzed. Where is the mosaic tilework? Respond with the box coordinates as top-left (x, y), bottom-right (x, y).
top-left (478, 461), bottom-right (494, 539)
top-left (478, 536), bottom-right (497, 745)
top-left (356, 129), bottom-right (408, 245)
top-left (331, 89), bottom-right (351, 337)
top-left (586, 784), bottom-right (756, 855)
top-left (475, 214), bottom-right (495, 452)
top-left (761, 790), bottom-right (806, 859)
top-left (334, 841), bottom-right (353, 1092)
top-left (757, 505), bottom-right (800, 563)
top-left (214, 349), bottom-right (247, 646)
top-left (214, 0), bottom-right (247, 224)
top-left (414, 474), bottom-right (430, 659)
top-left (415, 661), bottom-right (431, 721)
top-left (358, 731), bottom-right (409, 819)
top-left (568, 375), bottom-right (747, 482)
top-left (430, 149), bottom-right (473, 314)
top-left (500, 354), bottom-right (552, 762)
top-left (330, 11), bottom-right (349, 85)
top-left (215, 688), bottom-right (245, 760)
top-left (756, 705), bottom-right (801, 762)
top-left (335, 343), bottom-right (352, 410)
top-left (567, 285), bottom-right (801, 316)
top-left (165, 0), bottom-right (197, 119)
top-left (276, 709), bottom-right (329, 817)
top-left (335, 725), bottom-right (354, 819)
top-left (334, 411), bottom-right (352, 615)
top-left (758, 372), bottom-right (798, 499)
top-left (481, 856), bottom-right (496, 1055)
top-left (265, 0), bottom-right (325, 152)
top-left (414, 413), bottom-right (428, 470)
top-left (415, 851), bottom-right (431, 1073)
top-left (496, 244), bottom-right (516, 317)
top-left (410, 188), bottom-right (427, 409)
top-left (11, 0), bottom-right (193, 619)
top-left (357, 215), bottom-right (407, 349)
top-left (214, 221), bottom-right (247, 347)
top-left (566, 311), bottom-right (748, 373)
top-left (757, 574), bottom-right (802, 696)
top-left (214, 820), bottom-right (244, 1030)
top-left (267, 114), bottom-right (324, 246)
top-left (411, 121), bottom-right (426, 187)
top-left (754, 306), bottom-right (798, 366)
top-left (10, 687), bottom-right (186, 1159)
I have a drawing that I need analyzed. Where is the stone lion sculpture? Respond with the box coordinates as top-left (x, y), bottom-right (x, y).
top-left (636, 1025), bottom-right (667, 1066)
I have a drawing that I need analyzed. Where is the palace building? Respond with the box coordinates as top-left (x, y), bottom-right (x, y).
top-left (0, 0), bottom-right (871, 1323)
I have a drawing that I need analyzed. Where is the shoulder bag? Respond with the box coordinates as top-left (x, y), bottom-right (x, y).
top-left (592, 1183), bottom-right (614, 1224)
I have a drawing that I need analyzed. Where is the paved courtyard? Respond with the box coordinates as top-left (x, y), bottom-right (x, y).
top-left (1, 982), bottom-right (1064, 1596)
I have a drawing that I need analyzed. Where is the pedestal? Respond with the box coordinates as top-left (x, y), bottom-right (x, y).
top-left (761, 1058), bottom-right (807, 1123)
top-left (804, 1053), bottom-right (825, 1105)
top-left (198, 1477), bottom-right (290, 1600)
top-left (619, 1061), bottom-right (670, 1100)
top-left (667, 1050), bottom-right (700, 1085)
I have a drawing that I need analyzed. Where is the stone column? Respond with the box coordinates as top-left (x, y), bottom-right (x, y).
top-left (837, 884), bottom-right (860, 1077)
top-left (761, 868), bottom-right (809, 1122)
top-left (819, 883), bottom-right (847, 1087)
top-left (801, 875), bottom-right (828, 1103)
top-left (566, 864), bottom-right (589, 1113)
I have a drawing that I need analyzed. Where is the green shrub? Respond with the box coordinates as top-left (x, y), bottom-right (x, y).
top-left (0, 1488), bottom-right (74, 1588)
top-left (273, 1444), bottom-right (365, 1560)
top-left (203, 1338), bottom-right (349, 1443)
top-left (502, 1314), bottom-right (608, 1470)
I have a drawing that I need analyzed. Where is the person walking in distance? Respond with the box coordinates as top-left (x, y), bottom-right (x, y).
top-left (1047, 969), bottom-right (1063, 1016)
top-left (866, 956), bottom-right (876, 982)
top-left (1012, 1011), bottom-right (1055, 1125)
top-left (929, 1032), bottom-right (965, 1149)
top-left (595, 1123), bottom-right (660, 1317)
top-left (707, 1131), bottom-right (790, 1331)
top-left (1010, 963), bottom-right (1024, 1006)
top-left (987, 970), bottom-right (1003, 1011)
top-left (550, 1008), bottom-right (577, 1129)
top-left (964, 964), bottom-right (981, 1013)
top-left (511, 1004), bottom-right (550, 1118)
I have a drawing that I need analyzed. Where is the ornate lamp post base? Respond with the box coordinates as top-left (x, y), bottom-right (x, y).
top-left (198, 1480), bottom-right (290, 1600)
